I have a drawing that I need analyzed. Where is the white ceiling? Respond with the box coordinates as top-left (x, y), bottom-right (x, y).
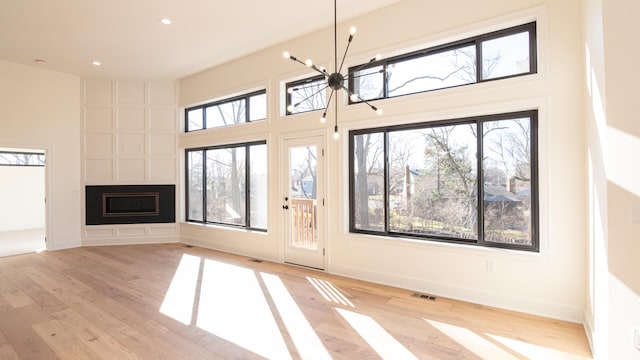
top-left (0, 0), bottom-right (400, 79)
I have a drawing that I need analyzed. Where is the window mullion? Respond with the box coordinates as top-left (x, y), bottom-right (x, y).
top-left (384, 131), bottom-right (390, 233)
top-left (245, 145), bottom-right (251, 228)
top-left (475, 40), bottom-right (482, 83)
top-left (476, 121), bottom-right (485, 245)
top-left (202, 149), bottom-right (207, 223)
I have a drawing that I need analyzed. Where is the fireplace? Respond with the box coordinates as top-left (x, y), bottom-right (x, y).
top-left (86, 185), bottom-right (175, 225)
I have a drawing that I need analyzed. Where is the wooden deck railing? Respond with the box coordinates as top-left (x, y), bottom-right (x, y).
top-left (291, 198), bottom-right (317, 250)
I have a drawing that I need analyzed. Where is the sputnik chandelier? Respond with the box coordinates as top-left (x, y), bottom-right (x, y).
top-left (283, 0), bottom-right (383, 140)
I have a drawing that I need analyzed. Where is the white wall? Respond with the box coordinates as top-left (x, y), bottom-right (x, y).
top-left (0, 60), bottom-right (81, 250)
top-left (0, 165), bottom-right (45, 231)
top-left (179, 0), bottom-right (587, 322)
top-left (584, 0), bottom-right (640, 358)
top-left (81, 79), bottom-right (180, 246)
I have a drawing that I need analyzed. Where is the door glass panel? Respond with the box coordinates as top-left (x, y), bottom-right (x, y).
top-left (289, 145), bottom-right (318, 250)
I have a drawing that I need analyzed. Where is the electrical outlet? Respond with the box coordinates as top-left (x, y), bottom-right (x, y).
top-left (634, 328), bottom-right (640, 351)
top-left (486, 259), bottom-right (495, 272)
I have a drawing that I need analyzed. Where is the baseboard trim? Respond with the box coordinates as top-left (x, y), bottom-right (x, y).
top-left (329, 262), bottom-right (584, 323)
top-left (82, 236), bottom-right (179, 247)
top-left (180, 236), bottom-right (277, 263)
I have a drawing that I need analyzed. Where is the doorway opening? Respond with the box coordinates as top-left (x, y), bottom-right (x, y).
top-left (282, 136), bottom-right (326, 270)
top-left (0, 148), bottom-right (47, 257)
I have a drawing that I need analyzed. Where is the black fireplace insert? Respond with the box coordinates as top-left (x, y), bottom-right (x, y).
top-left (86, 185), bottom-right (175, 225)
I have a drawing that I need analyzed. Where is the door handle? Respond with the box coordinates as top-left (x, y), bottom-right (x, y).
top-left (282, 205), bottom-right (289, 210)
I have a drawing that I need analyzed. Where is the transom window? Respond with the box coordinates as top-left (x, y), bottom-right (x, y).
top-left (349, 110), bottom-right (538, 251)
top-left (186, 141), bottom-right (267, 231)
top-left (185, 90), bottom-right (266, 132)
top-left (0, 151), bottom-right (45, 166)
top-left (349, 22), bottom-right (536, 102)
top-left (285, 75), bottom-right (327, 115)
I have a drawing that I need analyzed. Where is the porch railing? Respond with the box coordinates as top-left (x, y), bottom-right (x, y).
top-left (291, 198), bottom-right (317, 249)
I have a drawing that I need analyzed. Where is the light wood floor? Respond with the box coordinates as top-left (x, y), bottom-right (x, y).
top-left (0, 243), bottom-right (592, 359)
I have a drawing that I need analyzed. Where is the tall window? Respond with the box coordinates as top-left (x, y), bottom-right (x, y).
top-left (186, 141), bottom-right (267, 231)
top-left (185, 90), bottom-right (266, 132)
top-left (285, 75), bottom-right (327, 115)
top-left (349, 110), bottom-right (538, 251)
top-left (349, 22), bottom-right (536, 102)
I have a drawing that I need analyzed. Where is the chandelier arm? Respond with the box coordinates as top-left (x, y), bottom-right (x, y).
top-left (292, 84), bottom-right (330, 107)
top-left (344, 68), bottom-right (385, 81)
top-left (337, 34), bottom-right (353, 74)
top-left (320, 89), bottom-right (335, 121)
top-left (324, 88), bottom-right (336, 113)
top-left (310, 64), bottom-right (330, 77)
top-left (334, 89), bottom-right (339, 128)
top-left (339, 84), bottom-right (380, 112)
top-left (334, 0), bottom-right (338, 73)
top-left (345, 57), bottom-right (381, 78)
top-left (286, 54), bottom-right (308, 67)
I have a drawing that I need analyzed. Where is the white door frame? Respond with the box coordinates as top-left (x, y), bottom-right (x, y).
top-left (280, 133), bottom-right (326, 270)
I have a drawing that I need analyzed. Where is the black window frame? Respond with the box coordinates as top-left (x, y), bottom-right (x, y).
top-left (348, 22), bottom-right (537, 103)
top-left (184, 89), bottom-right (267, 132)
top-left (185, 140), bottom-right (268, 231)
top-left (348, 110), bottom-right (539, 252)
top-left (285, 75), bottom-right (327, 115)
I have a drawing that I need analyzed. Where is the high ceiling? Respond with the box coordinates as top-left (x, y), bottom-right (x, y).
top-left (0, 0), bottom-right (400, 79)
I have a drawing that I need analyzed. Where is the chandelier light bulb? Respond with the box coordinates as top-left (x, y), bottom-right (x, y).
top-left (350, 26), bottom-right (357, 35)
top-left (287, 105), bottom-right (294, 112)
top-left (333, 129), bottom-right (340, 140)
top-left (376, 108), bottom-right (384, 115)
top-left (282, 51), bottom-right (290, 59)
top-left (350, 94), bottom-right (359, 102)
top-left (375, 54), bottom-right (382, 61)
top-left (305, 59), bottom-right (313, 67)
top-left (320, 113), bottom-right (327, 123)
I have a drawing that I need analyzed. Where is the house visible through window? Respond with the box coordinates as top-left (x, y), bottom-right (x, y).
top-left (349, 110), bottom-right (538, 251)
top-left (186, 141), bottom-right (267, 231)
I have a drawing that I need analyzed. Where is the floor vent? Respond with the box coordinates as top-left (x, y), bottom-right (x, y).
top-left (249, 259), bottom-right (263, 263)
top-left (411, 293), bottom-right (437, 301)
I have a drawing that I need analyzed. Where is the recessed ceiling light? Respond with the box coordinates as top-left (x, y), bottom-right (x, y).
top-left (92, 61), bottom-right (101, 66)
top-left (160, 18), bottom-right (172, 25)
top-left (34, 59), bottom-right (48, 64)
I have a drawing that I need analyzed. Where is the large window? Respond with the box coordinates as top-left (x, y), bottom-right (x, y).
top-left (285, 75), bottom-right (327, 115)
top-left (185, 90), bottom-right (266, 132)
top-left (186, 141), bottom-right (267, 230)
top-left (349, 110), bottom-right (538, 251)
top-left (349, 22), bottom-right (536, 102)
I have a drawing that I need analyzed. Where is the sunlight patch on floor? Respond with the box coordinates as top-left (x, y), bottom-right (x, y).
top-left (160, 253), bottom-right (201, 325)
top-left (261, 272), bottom-right (332, 360)
top-left (337, 308), bottom-right (418, 360)
top-left (307, 277), bottom-right (354, 307)
top-left (488, 334), bottom-right (590, 360)
top-left (425, 319), bottom-right (519, 360)
top-left (196, 259), bottom-right (291, 360)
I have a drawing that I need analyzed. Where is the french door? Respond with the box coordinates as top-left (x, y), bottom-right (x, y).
top-left (282, 136), bottom-right (325, 270)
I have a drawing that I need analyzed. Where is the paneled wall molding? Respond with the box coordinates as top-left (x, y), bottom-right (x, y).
top-left (82, 79), bottom-right (179, 245)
